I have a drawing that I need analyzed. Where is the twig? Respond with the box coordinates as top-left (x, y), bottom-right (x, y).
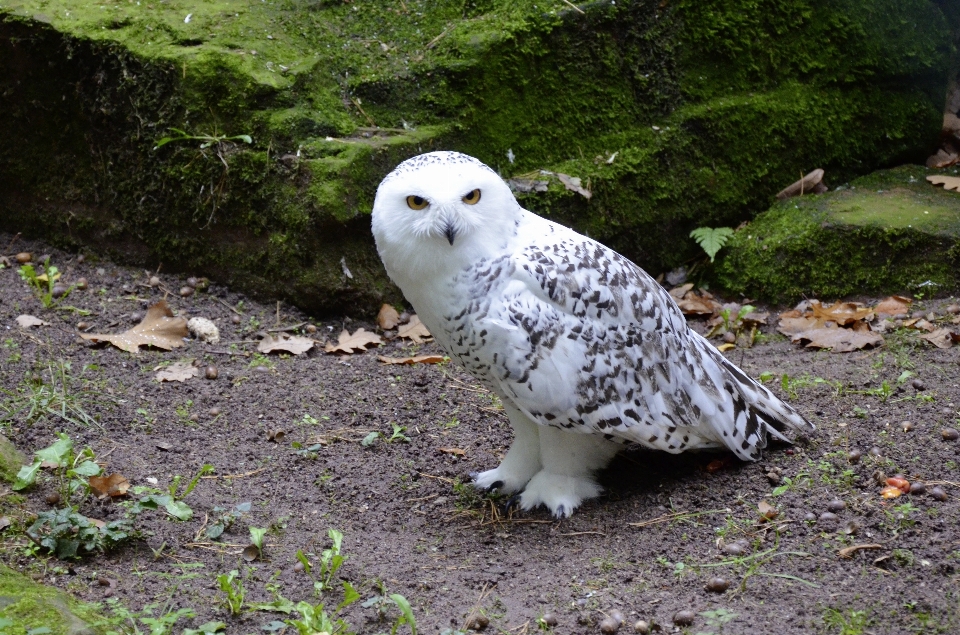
top-left (214, 296), bottom-right (242, 315)
top-left (206, 349), bottom-right (251, 357)
top-left (559, 0), bottom-right (585, 14)
top-left (4, 233), bottom-right (21, 253)
top-left (267, 322), bottom-right (307, 333)
top-left (350, 97), bottom-right (376, 127)
top-left (559, 531), bottom-right (606, 537)
top-left (426, 26), bottom-right (452, 49)
top-left (200, 467), bottom-right (267, 480)
top-left (418, 472), bottom-right (455, 484)
top-left (628, 508), bottom-right (728, 528)
top-left (460, 583), bottom-right (493, 632)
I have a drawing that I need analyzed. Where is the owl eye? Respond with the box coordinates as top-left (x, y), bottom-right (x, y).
top-left (462, 189), bottom-right (481, 205)
top-left (406, 195), bottom-right (429, 210)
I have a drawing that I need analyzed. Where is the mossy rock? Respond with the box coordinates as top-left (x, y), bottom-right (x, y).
top-left (0, 0), bottom-right (953, 315)
top-left (0, 563), bottom-right (104, 635)
top-left (716, 165), bottom-right (960, 301)
top-left (0, 435), bottom-right (26, 483)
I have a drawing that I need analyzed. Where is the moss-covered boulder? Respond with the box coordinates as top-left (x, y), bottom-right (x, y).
top-left (716, 165), bottom-right (960, 301)
top-left (0, 436), bottom-right (25, 483)
top-left (0, 563), bottom-right (104, 635)
top-left (0, 0), bottom-right (953, 314)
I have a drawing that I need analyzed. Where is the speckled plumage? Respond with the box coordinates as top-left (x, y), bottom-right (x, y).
top-left (372, 151), bottom-right (813, 517)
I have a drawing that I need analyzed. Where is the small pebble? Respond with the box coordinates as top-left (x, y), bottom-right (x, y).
top-left (45, 492), bottom-right (60, 505)
top-left (231, 314), bottom-right (242, 325)
top-left (911, 379), bottom-right (925, 391)
top-left (205, 366), bottom-right (219, 380)
top-left (868, 446), bottom-right (882, 458)
top-left (293, 561), bottom-right (305, 573)
top-left (149, 276), bottom-right (161, 287)
top-left (208, 407), bottom-right (221, 417)
top-left (673, 611), bottom-right (695, 627)
top-left (819, 512), bottom-right (838, 523)
top-left (721, 540), bottom-right (748, 556)
top-left (706, 577), bottom-right (730, 592)
top-left (929, 487), bottom-right (948, 502)
top-left (15, 252), bottom-right (32, 263)
top-left (599, 617), bottom-right (620, 634)
top-left (180, 286), bottom-right (194, 298)
top-left (909, 482), bottom-right (927, 495)
top-left (76, 322), bottom-right (89, 331)
top-left (306, 324), bottom-right (317, 334)
top-left (848, 449), bottom-right (862, 464)
top-left (902, 421), bottom-right (914, 432)
top-left (129, 312), bottom-right (143, 323)
top-left (942, 408), bottom-right (954, 416)
top-left (608, 610), bottom-right (624, 626)
top-left (464, 612), bottom-right (489, 631)
top-left (722, 331), bottom-right (736, 344)
top-left (75, 277), bottom-right (88, 291)
top-left (803, 512), bottom-right (816, 522)
top-left (253, 365), bottom-right (270, 374)
top-left (942, 428), bottom-right (959, 441)
top-left (76, 254), bottom-right (85, 264)
top-left (51, 283), bottom-right (68, 298)
top-left (541, 613), bottom-right (558, 627)
top-left (827, 499), bottom-right (846, 512)
top-left (633, 621), bottom-right (650, 634)
top-left (186, 277), bottom-right (199, 288)
top-left (189, 414), bottom-right (199, 423)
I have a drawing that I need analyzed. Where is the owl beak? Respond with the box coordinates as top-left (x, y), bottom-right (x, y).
top-left (443, 221), bottom-right (457, 246)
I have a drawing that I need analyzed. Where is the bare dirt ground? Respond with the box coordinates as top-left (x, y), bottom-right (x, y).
top-left (1, 231), bottom-right (959, 635)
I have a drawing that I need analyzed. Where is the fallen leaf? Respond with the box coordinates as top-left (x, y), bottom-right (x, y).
top-left (397, 315), bottom-right (432, 344)
top-left (324, 328), bottom-right (383, 354)
top-left (919, 328), bottom-right (955, 349)
top-left (837, 543), bottom-right (883, 559)
top-left (909, 319), bottom-right (937, 333)
top-left (791, 327), bottom-right (884, 352)
top-left (810, 301), bottom-right (873, 326)
top-left (668, 283), bottom-right (694, 300)
top-left (438, 447), bottom-right (466, 456)
top-left (16, 315), bottom-right (49, 328)
top-left (155, 362), bottom-right (200, 383)
top-left (676, 293), bottom-right (719, 315)
top-left (80, 300), bottom-right (187, 353)
top-left (927, 175), bottom-right (960, 191)
top-left (776, 316), bottom-right (821, 336)
top-left (377, 304), bottom-right (400, 330)
top-left (716, 342), bottom-right (735, 352)
top-left (259, 333), bottom-right (315, 355)
top-left (88, 473), bottom-right (131, 499)
top-left (378, 355), bottom-right (446, 365)
top-left (0, 516), bottom-right (10, 531)
top-left (556, 173), bottom-right (592, 199)
top-left (874, 296), bottom-right (911, 316)
top-left (776, 168), bottom-right (825, 199)
top-left (87, 517), bottom-right (106, 529)
top-left (757, 500), bottom-right (778, 521)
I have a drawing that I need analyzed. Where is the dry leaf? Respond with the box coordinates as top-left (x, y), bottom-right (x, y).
top-left (397, 315), bottom-right (432, 344)
top-left (757, 500), bottom-right (778, 521)
top-left (556, 173), bottom-right (592, 199)
top-left (378, 355), bottom-right (446, 365)
top-left (791, 327), bottom-right (883, 352)
top-left (837, 543), bottom-right (883, 559)
top-left (324, 328), bottom-right (383, 354)
top-left (927, 175), bottom-right (960, 191)
top-left (438, 447), bottom-right (466, 456)
top-left (155, 362), bottom-right (200, 382)
top-left (676, 293), bottom-right (719, 315)
top-left (776, 316), bottom-right (821, 336)
top-left (874, 296), bottom-right (911, 316)
top-left (810, 301), bottom-right (873, 326)
top-left (377, 304), bottom-right (400, 330)
top-left (88, 473), bottom-right (131, 499)
top-left (668, 283), bottom-right (694, 300)
top-left (259, 333), bottom-right (315, 355)
top-left (919, 328), bottom-right (956, 349)
top-left (909, 319), bottom-right (937, 332)
top-left (80, 300), bottom-right (187, 353)
top-left (16, 315), bottom-right (49, 328)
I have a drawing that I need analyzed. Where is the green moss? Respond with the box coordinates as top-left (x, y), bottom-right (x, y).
top-left (0, 563), bottom-right (105, 635)
top-left (0, 435), bottom-right (25, 483)
top-left (716, 165), bottom-right (960, 301)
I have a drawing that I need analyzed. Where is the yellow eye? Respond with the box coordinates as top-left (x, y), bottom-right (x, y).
top-left (462, 189), bottom-right (481, 205)
top-left (406, 195), bottom-right (428, 210)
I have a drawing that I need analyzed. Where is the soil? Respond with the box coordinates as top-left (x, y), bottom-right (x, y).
top-left (1, 231), bottom-right (959, 635)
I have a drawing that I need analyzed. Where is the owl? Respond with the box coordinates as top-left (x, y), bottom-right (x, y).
top-left (371, 152), bottom-right (812, 517)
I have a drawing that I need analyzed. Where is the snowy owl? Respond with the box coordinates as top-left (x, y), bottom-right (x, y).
top-left (371, 151), bottom-right (812, 518)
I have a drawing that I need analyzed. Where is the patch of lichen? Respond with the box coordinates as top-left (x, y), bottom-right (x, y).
top-left (716, 166), bottom-right (960, 302)
top-left (0, 563), bottom-right (106, 635)
top-left (0, 0), bottom-right (953, 314)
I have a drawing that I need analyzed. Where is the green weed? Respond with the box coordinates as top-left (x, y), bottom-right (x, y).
top-left (822, 607), bottom-right (870, 635)
top-left (18, 258), bottom-right (73, 308)
top-left (1, 361), bottom-right (100, 430)
top-left (217, 570), bottom-right (245, 616)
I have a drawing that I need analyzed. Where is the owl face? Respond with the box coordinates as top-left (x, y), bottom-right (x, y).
top-left (372, 152), bottom-right (522, 279)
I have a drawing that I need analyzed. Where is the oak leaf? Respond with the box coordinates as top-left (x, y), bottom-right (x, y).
top-left (324, 328), bottom-right (383, 354)
top-left (676, 292), bottom-right (719, 315)
top-left (377, 304), bottom-right (400, 330)
top-left (810, 300), bottom-right (873, 326)
top-left (16, 315), bottom-right (49, 328)
top-left (926, 175), bottom-right (960, 191)
top-left (155, 362), bottom-right (199, 382)
top-left (80, 300), bottom-right (187, 353)
top-left (88, 473), bottom-right (131, 499)
top-left (919, 328), bottom-right (957, 349)
top-left (397, 315), bottom-right (432, 344)
top-left (259, 334), bottom-right (315, 355)
top-left (790, 326), bottom-right (883, 352)
top-left (378, 354), bottom-right (446, 365)
top-left (873, 296), bottom-right (911, 317)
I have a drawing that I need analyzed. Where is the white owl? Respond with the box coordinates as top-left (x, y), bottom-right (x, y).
top-left (372, 151), bottom-right (812, 517)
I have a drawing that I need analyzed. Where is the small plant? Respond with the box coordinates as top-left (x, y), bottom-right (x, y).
top-left (249, 526), bottom-right (267, 558)
top-left (18, 258), bottom-right (73, 308)
top-left (206, 502), bottom-right (252, 539)
top-left (1, 361), bottom-right (100, 429)
top-left (217, 570), bottom-right (246, 616)
top-left (131, 464), bottom-right (213, 521)
top-left (690, 226), bottom-right (734, 262)
top-left (318, 529), bottom-right (347, 592)
top-left (698, 608), bottom-right (738, 634)
top-left (388, 422), bottom-right (411, 443)
top-left (822, 607), bottom-right (870, 635)
top-left (97, 599), bottom-right (197, 635)
top-left (154, 128), bottom-right (252, 150)
top-left (361, 585), bottom-right (418, 635)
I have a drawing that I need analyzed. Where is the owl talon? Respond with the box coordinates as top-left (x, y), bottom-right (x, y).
top-left (503, 494), bottom-right (522, 515)
top-left (488, 480), bottom-right (505, 492)
top-left (554, 504), bottom-right (566, 518)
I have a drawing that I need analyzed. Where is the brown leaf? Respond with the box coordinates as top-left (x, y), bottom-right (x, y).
top-left (909, 319), bottom-right (937, 333)
top-left (397, 315), bottom-right (432, 344)
top-left (80, 300), bottom-right (187, 353)
top-left (378, 354), bottom-right (446, 365)
top-left (556, 173), bottom-right (592, 199)
top-left (324, 328), bottom-right (383, 354)
top-left (16, 315), bottom-right (49, 328)
top-left (676, 293), bottom-right (719, 316)
top-left (0, 516), bottom-right (11, 531)
top-left (927, 175), bottom-right (960, 191)
top-left (837, 543), bottom-right (883, 559)
top-left (668, 283), bottom-right (694, 300)
top-left (810, 300), bottom-right (873, 326)
top-left (757, 500), bottom-right (779, 521)
top-left (259, 333), bottom-right (315, 355)
top-left (88, 473), bottom-right (131, 499)
top-left (377, 304), bottom-right (400, 330)
top-left (155, 362), bottom-right (200, 383)
top-left (777, 316), bottom-right (821, 336)
top-left (776, 168), bottom-right (825, 199)
top-left (87, 517), bottom-right (106, 529)
top-left (438, 447), bottom-right (466, 456)
top-left (874, 295), bottom-right (912, 317)
top-left (919, 328), bottom-right (955, 349)
top-left (791, 327), bottom-right (884, 352)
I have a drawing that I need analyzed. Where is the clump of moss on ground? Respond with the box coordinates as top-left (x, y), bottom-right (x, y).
top-left (0, 0), bottom-right (953, 313)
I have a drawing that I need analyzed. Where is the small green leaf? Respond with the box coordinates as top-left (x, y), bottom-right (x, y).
top-left (70, 460), bottom-right (102, 477)
top-left (689, 227), bottom-right (734, 262)
top-left (36, 433), bottom-right (73, 466)
top-left (13, 460), bottom-right (42, 491)
top-left (164, 499), bottom-right (194, 521)
top-left (250, 526), bottom-right (267, 550)
top-left (389, 594), bottom-right (417, 635)
top-left (338, 581), bottom-right (361, 611)
top-left (361, 431), bottom-right (380, 447)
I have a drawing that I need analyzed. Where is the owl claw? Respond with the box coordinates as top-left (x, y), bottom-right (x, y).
top-left (503, 494), bottom-right (522, 515)
top-left (488, 480), bottom-right (505, 492)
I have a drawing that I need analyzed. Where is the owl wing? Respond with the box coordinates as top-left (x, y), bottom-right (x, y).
top-left (445, 224), bottom-right (811, 459)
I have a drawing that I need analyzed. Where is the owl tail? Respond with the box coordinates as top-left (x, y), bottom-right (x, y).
top-left (709, 344), bottom-right (814, 461)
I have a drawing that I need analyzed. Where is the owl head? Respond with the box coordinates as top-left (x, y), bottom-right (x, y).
top-left (371, 152), bottom-right (523, 282)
